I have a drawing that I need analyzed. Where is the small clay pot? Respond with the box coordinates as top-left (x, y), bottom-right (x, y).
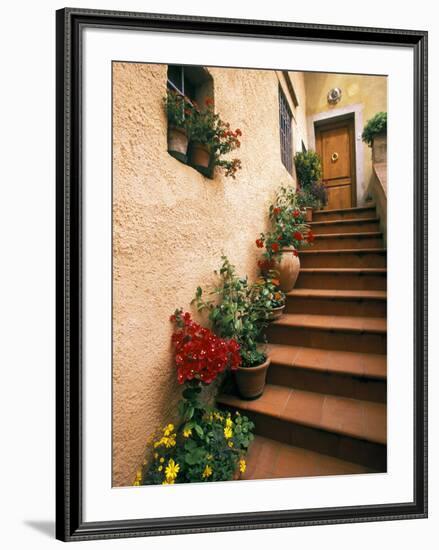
top-left (269, 304), bottom-right (286, 320)
top-left (167, 126), bottom-right (189, 156)
top-left (305, 207), bottom-right (313, 223)
top-left (276, 248), bottom-right (301, 292)
top-left (235, 357), bottom-right (271, 400)
top-left (190, 142), bottom-right (210, 169)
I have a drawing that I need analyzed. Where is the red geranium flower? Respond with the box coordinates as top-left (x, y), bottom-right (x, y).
top-left (256, 238), bottom-right (264, 248)
top-left (235, 128), bottom-right (242, 136)
top-left (273, 207), bottom-right (281, 217)
top-left (293, 231), bottom-right (303, 241)
top-left (170, 310), bottom-right (241, 385)
top-left (293, 209), bottom-right (300, 218)
top-left (293, 249), bottom-right (299, 257)
top-left (307, 231), bottom-right (315, 243)
top-left (271, 242), bottom-right (280, 253)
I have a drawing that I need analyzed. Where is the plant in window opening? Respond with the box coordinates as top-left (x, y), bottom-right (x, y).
top-left (188, 97), bottom-right (243, 178)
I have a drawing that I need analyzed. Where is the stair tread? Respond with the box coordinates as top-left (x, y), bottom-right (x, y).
top-left (314, 232), bottom-right (382, 239)
top-left (314, 205), bottom-right (376, 215)
top-left (300, 248), bottom-right (386, 255)
top-left (218, 385), bottom-right (386, 445)
top-left (267, 343), bottom-right (387, 379)
top-left (300, 267), bottom-right (387, 273)
top-left (272, 313), bottom-right (386, 333)
top-left (287, 289), bottom-right (387, 300)
top-left (310, 217), bottom-right (379, 227)
top-left (242, 435), bottom-right (375, 480)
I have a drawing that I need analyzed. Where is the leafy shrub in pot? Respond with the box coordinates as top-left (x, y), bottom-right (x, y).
top-left (193, 257), bottom-right (271, 398)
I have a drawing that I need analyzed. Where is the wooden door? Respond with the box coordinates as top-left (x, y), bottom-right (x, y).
top-left (315, 118), bottom-right (356, 210)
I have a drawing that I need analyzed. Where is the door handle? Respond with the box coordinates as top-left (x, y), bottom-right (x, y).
top-left (331, 152), bottom-right (339, 162)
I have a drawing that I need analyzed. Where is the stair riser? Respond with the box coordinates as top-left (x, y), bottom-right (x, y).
top-left (300, 252), bottom-right (387, 268)
top-left (311, 221), bottom-right (380, 234)
top-left (312, 236), bottom-right (383, 250)
top-left (296, 272), bottom-right (387, 291)
top-left (267, 364), bottom-right (387, 403)
top-left (313, 208), bottom-right (376, 222)
top-left (219, 408), bottom-right (386, 471)
top-left (285, 297), bottom-right (387, 317)
top-left (266, 325), bottom-right (387, 354)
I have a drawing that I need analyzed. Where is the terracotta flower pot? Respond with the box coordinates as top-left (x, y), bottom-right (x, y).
top-left (167, 126), bottom-right (189, 156)
top-left (269, 304), bottom-right (285, 320)
top-left (276, 248), bottom-right (301, 292)
top-left (190, 142), bottom-right (210, 169)
top-left (305, 207), bottom-right (313, 223)
top-left (235, 357), bottom-right (271, 400)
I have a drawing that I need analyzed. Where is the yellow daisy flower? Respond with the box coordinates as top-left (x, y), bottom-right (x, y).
top-left (202, 465), bottom-right (213, 479)
top-left (183, 427), bottom-right (192, 438)
top-left (228, 441), bottom-right (234, 448)
top-left (224, 426), bottom-right (233, 439)
top-left (239, 459), bottom-right (246, 473)
top-left (163, 423), bottom-right (175, 437)
top-left (165, 458), bottom-right (180, 481)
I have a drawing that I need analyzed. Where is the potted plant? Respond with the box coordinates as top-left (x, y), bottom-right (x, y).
top-left (294, 150), bottom-right (324, 220)
top-left (163, 89), bottom-right (194, 160)
top-left (362, 111), bottom-right (387, 163)
top-left (135, 309), bottom-right (254, 485)
top-left (252, 272), bottom-right (286, 320)
top-left (256, 186), bottom-right (314, 292)
top-left (296, 182), bottom-right (328, 219)
top-left (193, 257), bottom-right (270, 400)
top-left (188, 98), bottom-right (242, 178)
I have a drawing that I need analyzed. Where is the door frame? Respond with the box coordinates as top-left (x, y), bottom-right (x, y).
top-left (307, 103), bottom-right (365, 206)
top-left (314, 114), bottom-right (357, 208)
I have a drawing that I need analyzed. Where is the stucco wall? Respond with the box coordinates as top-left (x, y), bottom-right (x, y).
top-left (112, 62), bottom-right (305, 486)
top-left (303, 72), bottom-right (387, 203)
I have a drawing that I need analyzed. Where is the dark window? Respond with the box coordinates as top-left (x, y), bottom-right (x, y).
top-left (302, 140), bottom-right (307, 153)
top-left (167, 65), bottom-right (197, 101)
top-left (279, 86), bottom-right (293, 175)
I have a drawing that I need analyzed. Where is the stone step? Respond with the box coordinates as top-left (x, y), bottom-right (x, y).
top-left (310, 217), bottom-right (381, 235)
top-left (299, 248), bottom-right (387, 269)
top-left (296, 268), bottom-right (387, 291)
top-left (267, 343), bottom-right (386, 402)
top-left (218, 385), bottom-right (387, 470)
top-left (242, 435), bottom-right (375, 480)
top-left (313, 205), bottom-right (376, 222)
top-left (311, 232), bottom-right (383, 251)
top-left (285, 288), bottom-right (387, 317)
top-left (266, 313), bottom-right (386, 353)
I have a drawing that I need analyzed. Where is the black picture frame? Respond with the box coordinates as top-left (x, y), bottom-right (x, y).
top-left (56, 7), bottom-right (428, 541)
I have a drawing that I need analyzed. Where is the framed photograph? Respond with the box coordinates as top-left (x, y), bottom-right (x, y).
top-left (56, 7), bottom-right (428, 541)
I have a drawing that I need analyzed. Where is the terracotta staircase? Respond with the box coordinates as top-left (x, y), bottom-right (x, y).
top-left (218, 204), bottom-right (387, 480)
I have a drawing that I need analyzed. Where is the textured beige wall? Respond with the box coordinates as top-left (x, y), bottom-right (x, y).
top-left (112, 62), bottom-right (305, 486)
top-left (303, 72), bottom-right (387, 201)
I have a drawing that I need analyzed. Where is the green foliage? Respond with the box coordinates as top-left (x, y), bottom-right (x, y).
top-left (294, 150), bottom-right (322, 188)
top-left (252, 272), bottom-right (286, 311)
top-left (257, 186), bottom-right (312, 264)
top-left (296, 182), bottom-right (328, 210)
top-left (192, 256), bottom-right (268, 368)
top-left (163, 89), bottom-right (193, 130)
top-left (362, 112), bottom-right (387, 147)
top-left (184, 98), bottom-right (242, 178)
top-left (142, 390), bottom-right (254, 485)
